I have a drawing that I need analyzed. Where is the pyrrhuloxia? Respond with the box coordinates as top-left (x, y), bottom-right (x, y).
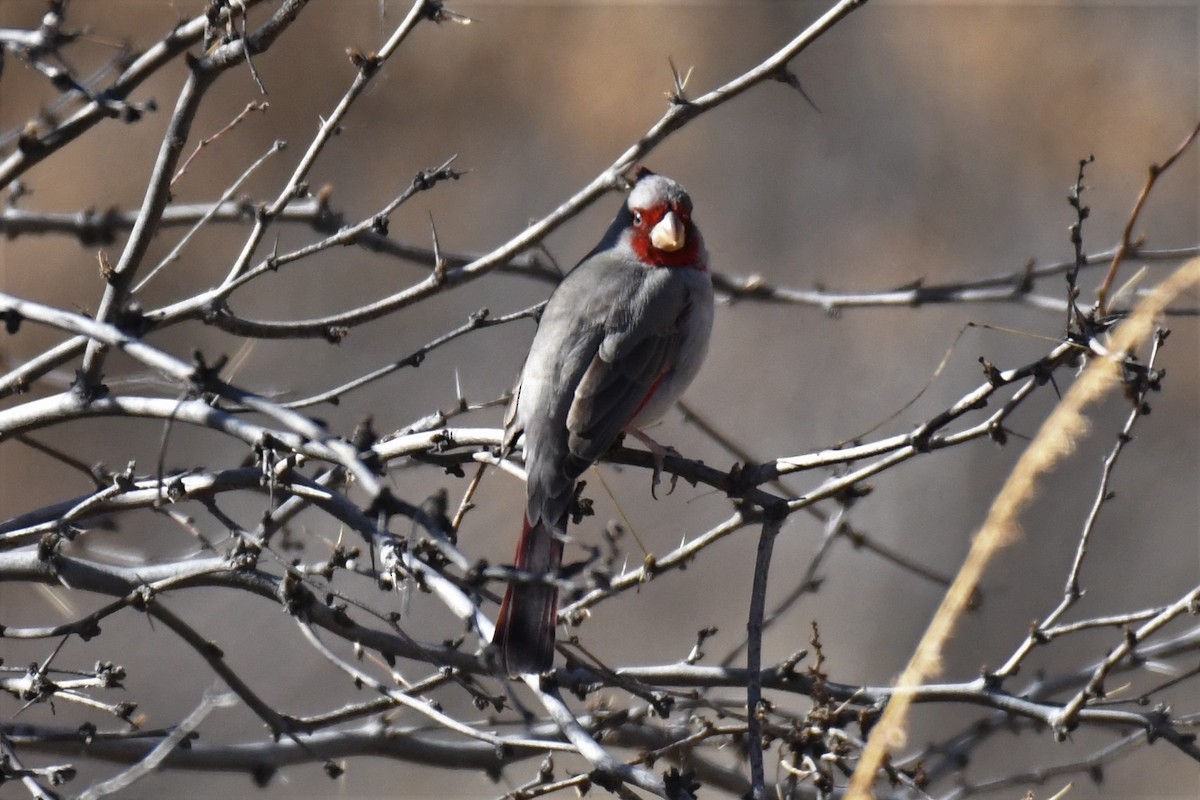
top-left (493, 169), bottom-right (714, 676)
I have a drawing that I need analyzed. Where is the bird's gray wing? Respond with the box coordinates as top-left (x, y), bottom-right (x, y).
top-left (564, 284), bottom-right (690, 467)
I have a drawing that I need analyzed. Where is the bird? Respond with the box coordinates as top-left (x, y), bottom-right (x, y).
top-left (492, 169), bottom-right (715, 676)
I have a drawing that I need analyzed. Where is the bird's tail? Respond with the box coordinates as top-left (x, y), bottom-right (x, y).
top-left (493, 514), bottom-right (564, 676)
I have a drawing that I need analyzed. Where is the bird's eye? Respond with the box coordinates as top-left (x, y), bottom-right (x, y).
top-left (632, 211), bottom-right (643, 226)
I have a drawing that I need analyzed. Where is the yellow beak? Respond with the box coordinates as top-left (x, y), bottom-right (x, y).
top-left (649, 210), bottom-right (685, 252)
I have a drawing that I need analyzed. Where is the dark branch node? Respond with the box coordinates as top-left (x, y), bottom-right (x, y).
top-left (1, 309), bottom-right (22, 334)
top-left (412, 159), bottom-right (464, 193)
top-left (569, 481), bottom-right (594, 525)
top-left (279, 568), bottom-right (315, 616)
top-left (190, 349), bottom-right (229, 390)
top-left (663, 767), bottom-right (701, 800)
top-left (70, 368), bottom-right (109, 403)
top-left (37, 533), bottom-right (61, 561)
top-left (229, 536), bottom-right (261, 571)
top-left (251, 763), bottom-right (277, 788)
top-left (113, 299), bottom-right (151, 338)
top-left (129, 584), bottom-right (156, 611)
top-left (347, 47), bottom-right (381, 77)
top-left (773, 66), bottom-right (821, 113)
top-left (978, 357), bottom-right (1003, 387)
top-left (16, 126), bottom-right (47, 156)
top-left (987, 422), bottom-right (1008, 446)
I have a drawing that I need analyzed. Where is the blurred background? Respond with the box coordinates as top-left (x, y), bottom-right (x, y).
top-left (1, 1), bottom-right (1197, 798)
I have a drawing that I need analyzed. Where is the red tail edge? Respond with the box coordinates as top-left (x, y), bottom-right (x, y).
top-left (493, 516), bottom-right (562, 676)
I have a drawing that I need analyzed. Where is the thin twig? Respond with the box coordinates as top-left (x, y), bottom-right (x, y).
top-left (171, 100), bottom-right (268, 186)
top-left (1096, 121), bottom-right (1200, 314)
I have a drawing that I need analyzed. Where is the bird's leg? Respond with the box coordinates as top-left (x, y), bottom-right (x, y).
top-left (627, 428), bottom-right (680, 498)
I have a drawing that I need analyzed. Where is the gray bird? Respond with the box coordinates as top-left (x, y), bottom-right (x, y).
top-left (493, 169), bottom-right (714, 676)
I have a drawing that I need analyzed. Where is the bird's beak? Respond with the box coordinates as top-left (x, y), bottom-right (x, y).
top-left (649, 210), bottom-right (685, 252)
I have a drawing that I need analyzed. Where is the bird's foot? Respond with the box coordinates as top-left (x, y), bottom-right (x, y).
top-left (628, 429), bottom-right (680, 499)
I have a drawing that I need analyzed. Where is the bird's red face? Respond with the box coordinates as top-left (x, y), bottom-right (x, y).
top-left (626, 178), bottom-right (705, 270)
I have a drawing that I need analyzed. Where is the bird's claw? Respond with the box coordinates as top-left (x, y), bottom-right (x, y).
top-left (629, 429), bottom-right (680, 499)
top-left (650, 447), bottom-right (681, 499)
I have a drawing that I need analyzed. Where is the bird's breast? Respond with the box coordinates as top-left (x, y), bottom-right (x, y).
top-left (627, 268), bottom-right (714, 428)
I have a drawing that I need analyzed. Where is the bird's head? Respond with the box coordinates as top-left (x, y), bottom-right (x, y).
top-left (619, 168), bottom-right (706, 270)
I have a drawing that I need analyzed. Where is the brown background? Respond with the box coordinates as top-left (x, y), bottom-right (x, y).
top-left (1, 1), bottom-right (1197, 798)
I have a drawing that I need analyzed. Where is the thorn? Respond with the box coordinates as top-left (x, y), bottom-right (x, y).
top-left (454, 368), bottom-right (466, 411)
top-left (429, 212), bottom-right (446, 283)
top-left (775, 66), bottom-right (820, 113)
top-left (97, 251), bottom-right (114, 283)
top-left (426, 3), bottom-right (474, 25)
top-left (667, 56), bottom-right (693, 105)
